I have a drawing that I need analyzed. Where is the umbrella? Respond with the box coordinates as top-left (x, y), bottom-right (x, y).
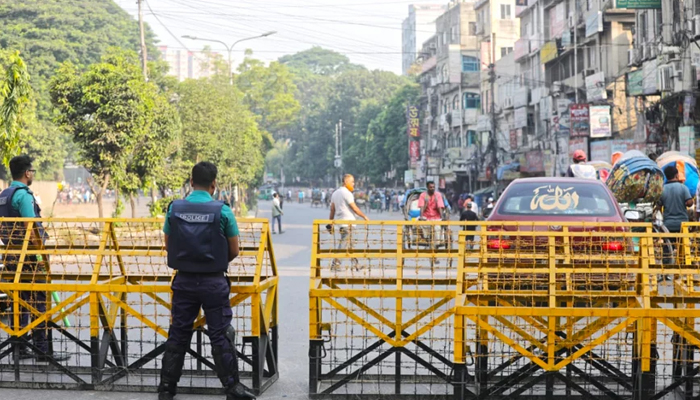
top-left (656, 151), bottom-right (699, 196)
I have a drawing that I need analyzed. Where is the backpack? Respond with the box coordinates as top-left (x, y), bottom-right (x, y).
top-left (570, 164), bottom-right (597, 180)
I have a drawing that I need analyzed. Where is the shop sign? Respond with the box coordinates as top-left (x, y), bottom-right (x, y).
top-left (570, 104), bottom-right (590, 137)
top-left (590, 139), bottom-right (612, 162)
top-left (616, 0), bottom-right (661, 9)
top-left (514, 87), bottom-right (529, 108)
top-left (569, 137), bottom-right (589, 158)
top-left (514, 107), bottom-right (528, 128)
top-left (589, 105), bottom-right (612, 138)
top-left (627, 70), bottom-right (644, 96)
top-left (643, 59), bottom-right (658, 95)
top-left (407, 105), bottom-right (420, 138)
top-left (540, 41), bottom-right (558, 64)
top-left (409, 141), bottom-right (420, 162)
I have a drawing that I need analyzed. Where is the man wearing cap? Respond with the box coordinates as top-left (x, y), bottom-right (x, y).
top-left (483, 197), bottom-right (495, 219)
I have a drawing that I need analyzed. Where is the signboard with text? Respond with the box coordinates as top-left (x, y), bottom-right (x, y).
top-left (627, 70), bottom-right (644, 96)
top-left (407, 105), bottom-right (420, 137)
top-left (570, 104), bottom-right (590, 137)
top-left (590, 105), bottom-right (612, 138)
top-left (616, 0), bottom-right (661, 9)
top-left (540, 41), bottom-right (558, 64)
top-left (585, 71), bottom-right (607, 101)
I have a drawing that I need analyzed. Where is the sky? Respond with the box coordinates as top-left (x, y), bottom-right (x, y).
top-left (115, 0), bottom-right (449, 74)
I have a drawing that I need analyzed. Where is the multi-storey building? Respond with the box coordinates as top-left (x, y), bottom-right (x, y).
top-left (414, 0), bottom-right (482, 193)
top-left (402, 4), bottom-right (448, 75)
top-left (631, 0), bottom-right (700, 157)
top-left (159, 46), bottom-right (221, 81)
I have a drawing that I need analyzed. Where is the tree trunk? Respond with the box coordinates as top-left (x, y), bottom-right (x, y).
top-left (151, 186), bottom-right (157, 207)
top-left (130, 193), bottom-right (137, 218)
top-left (96, 192), bottom-right (104, 218)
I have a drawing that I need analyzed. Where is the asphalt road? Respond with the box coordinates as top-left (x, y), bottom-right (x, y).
top-left (2, 200), bottom-right (405, 400)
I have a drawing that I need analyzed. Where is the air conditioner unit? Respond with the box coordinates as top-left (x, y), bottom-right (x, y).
top-left (671, 60), bottom-right (683, 82)
top-left (628, 49), bottom-right (637, 66)
top-left (695, 15), bottom-right (700, 38)
top-left (658, 66), bottom-right (673, 91)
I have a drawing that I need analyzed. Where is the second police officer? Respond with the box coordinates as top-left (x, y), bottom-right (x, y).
top-left (158, 162), bottom-right (255, 400)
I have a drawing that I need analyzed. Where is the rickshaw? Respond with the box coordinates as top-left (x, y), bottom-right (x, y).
top-left (400, 188), bottom-right (453, 262)
top-left (311, 188), bottom-right (323, 208)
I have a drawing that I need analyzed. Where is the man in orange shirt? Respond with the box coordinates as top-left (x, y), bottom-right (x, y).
top-left (418, 181), bottom-right (446, 221)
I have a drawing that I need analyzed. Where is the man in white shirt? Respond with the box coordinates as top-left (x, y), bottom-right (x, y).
top-left (329, 174), bottom-right (369, 270)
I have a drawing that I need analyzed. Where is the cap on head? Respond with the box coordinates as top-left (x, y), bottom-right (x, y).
top-left (488, 197), bottom-right (494, 202)
top-left (573, 150), bottom-right (587, 162)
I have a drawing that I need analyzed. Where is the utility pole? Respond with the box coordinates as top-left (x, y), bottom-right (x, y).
top-left (489, 32), bottom-right (498, 191)
top-left (573, 4), bottom-right (579, 103)
top-left (137, 0), bottom-right (148, 80)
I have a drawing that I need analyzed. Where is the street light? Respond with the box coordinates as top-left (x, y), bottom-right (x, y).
top-left (181, 31), bottom-right (277, 85)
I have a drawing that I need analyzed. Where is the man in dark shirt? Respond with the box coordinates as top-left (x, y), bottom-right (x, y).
top-left (460, 203), bottom-right (479, 249)
top-left (659, 165), bottom-right (693, 265)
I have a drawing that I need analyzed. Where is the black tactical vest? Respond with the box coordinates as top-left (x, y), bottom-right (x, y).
top-left (166, 200), bottom-right (229, 273)
top-left (0, 186), bottom-right (47, 246)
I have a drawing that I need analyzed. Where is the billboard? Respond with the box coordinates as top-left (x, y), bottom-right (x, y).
top-left (570, 104), bottom-right (590, 137)
top-left (589, 105), bottom-right (612, 139)
top-left (616, 0), bottom-right (661, 9)
top-left (585, 71), bottom-right (607, 101)
top-left (627, 70), bottom-right (644, 96)
top-left (540, 41), bottom-right (558, 64)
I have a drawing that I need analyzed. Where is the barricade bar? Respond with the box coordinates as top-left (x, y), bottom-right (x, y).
top-left (0, 218), bottom-right (278, 395)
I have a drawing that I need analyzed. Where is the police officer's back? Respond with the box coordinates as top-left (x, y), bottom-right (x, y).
top-left (158, 162), bottom-right (254, 400)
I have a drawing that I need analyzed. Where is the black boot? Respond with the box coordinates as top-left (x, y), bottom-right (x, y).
top-left (225, 382), bottom-right (256, 400)
top-left (158, 343), bottom-right (187, 400)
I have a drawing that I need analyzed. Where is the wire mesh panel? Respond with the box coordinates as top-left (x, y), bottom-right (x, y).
top-left (455, 222), bottom-right (700, 400)
top-left (309, 220), bottom-right (478, 397)
top-left (0, 218), bottom-right (278, 395)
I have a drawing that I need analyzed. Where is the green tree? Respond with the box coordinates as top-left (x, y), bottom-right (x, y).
top-left (0, 0), bottom-right (159, 117)
top-left (279, 47), bottom-right (363, 76)
top-left (0, 51), bottom-right (32, 165)
top-left (235, 54), bottom-right (300, 138)
top-left (50, 49), bottom-right (157, 218)
top-left (176, 77), bottom-right (265, 205)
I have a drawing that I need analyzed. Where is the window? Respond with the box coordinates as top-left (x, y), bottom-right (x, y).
top-left (463, 93), bottom-right (481, 109)
top-left (462, 56), bottom-right (479, 72)
top-left (452, 95), bottom-right (459, 110)
top-left (442, 31), bottom-right (447, 46)
top-left (451, 26), bottom-right (457, 42)
top-left (501, 47), bottom-right (513, 57)
top-left (500, 4), bottom-right (512, 19)
top-left (469, 22), bottom-right (477, 35)
top-left (442, 100), bottom-right (448, 114)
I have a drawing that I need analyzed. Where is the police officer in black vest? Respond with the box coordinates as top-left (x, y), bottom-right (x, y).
top-left (0, 155), bottom-right (69, 361)
top-left (158, 162), bottom-right (254, 400)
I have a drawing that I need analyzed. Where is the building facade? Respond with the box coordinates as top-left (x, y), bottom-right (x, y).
top-left (402, 4), bottom-right (449, 75)
top-left (159, 46), bottom-right (221, 81)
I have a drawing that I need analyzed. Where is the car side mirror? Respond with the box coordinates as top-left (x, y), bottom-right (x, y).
top-left (624, 210), bottom-right (641, 221)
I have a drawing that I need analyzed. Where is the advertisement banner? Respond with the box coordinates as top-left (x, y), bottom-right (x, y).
top-left (585, 11), bottom-right (603, 38)
top-left (589, 105), bottom-right (612, 138)
top-left (643, 59), bottom-right (658, 95)
top-left (540, 41), bottom-right (558, 64)
top-left (510, 129), bottom-right (518, 150)
top-left (407, 105), bottom-right (420, 137)
top-left (522, 150), bottom-right (545, 173)
top-left (684, 96), bottom-right (695, 125)
top-left (409, 140), bottom-right (420, 161)
top-left (680, 126), bottom-right (696, 156)
top-left (404, 169), bottom-right (414, 184)
top-left (557, 99), bottom-right (571, 135)
top-left (627, 70), bottom-right (644, 96)
top-left (570, 104), bottom-right (590, 137)
top-left (590, 140), bottom-right (612, 162)
top-left (585, 71), bottom-right (607, 101)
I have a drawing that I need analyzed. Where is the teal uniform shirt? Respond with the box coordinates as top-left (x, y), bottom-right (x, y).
top-left (163, 190), bottom-right (239, 237)
top-left (9, 181), bottom-right (37, 217)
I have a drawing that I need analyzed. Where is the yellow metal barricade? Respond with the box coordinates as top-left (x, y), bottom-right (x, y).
top-left (455, 221), bottom-right (700, 400)
top-left (309, 219), bottom-right (466, 397)
top-left (0, 218), bottom-right (278, 394)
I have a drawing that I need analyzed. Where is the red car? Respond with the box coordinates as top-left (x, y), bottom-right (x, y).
top-left (485, 177), bottom-right (628, 253)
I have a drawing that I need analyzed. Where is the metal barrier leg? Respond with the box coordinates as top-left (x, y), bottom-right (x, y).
top-left (395, 349), bottom-right (401, 394)
top-left (309, 339), bottom-right (324, 394)
top-left (452, 363), bottom-right (469, 400)
top-left (475, 326), bottom-right (488, 394)
top-left (685, 343), bottom-right (695, 400)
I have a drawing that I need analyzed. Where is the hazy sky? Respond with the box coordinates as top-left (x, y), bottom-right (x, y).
top-left (115, 0), bottom-right (447, 74)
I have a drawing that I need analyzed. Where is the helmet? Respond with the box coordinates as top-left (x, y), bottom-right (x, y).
top-left (573, 150), bottom-right (587, 162)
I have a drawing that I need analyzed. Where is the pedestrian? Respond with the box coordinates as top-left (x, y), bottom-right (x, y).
top-left (278, 191), bottom-right (284, 210)
top-left (0, 155), bottom-right (69, 361)
top-left (465, 195), bottom-right (479, 216)
top-left (272, 193), bottom-right (284, 234)
top-left (483, 197), bottom-right (495, 219)
top-left (566, 150), bottom-right (596, 179)
top-left (660, 165), bottom-right (693, 264)
top-left (460, 203), bottom-right (480, 249)
top-left (158, 162), bottom-right (254, 400)
top-left (298, 190), bottom-right (304, 204)
top-left (329, 174), bottom-right (369, 271)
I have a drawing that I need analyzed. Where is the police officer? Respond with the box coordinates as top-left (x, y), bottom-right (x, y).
top-left (0, 155), bottom-right (69, 361)
top-left (158, 162), bottom-right (255, 400)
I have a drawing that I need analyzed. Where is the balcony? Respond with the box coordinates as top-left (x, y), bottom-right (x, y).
top-left (451, 109), bottom-right (463, 128)
top-left (461, 72), bottom-right (481, 87)
top-left (463, 109), bottom-right (479, 125)
top-left (514, 38), bottom-right (530, 61)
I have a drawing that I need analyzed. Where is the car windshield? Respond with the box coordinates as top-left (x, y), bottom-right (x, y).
top-left (498, 182), bottom-right (616, 217)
